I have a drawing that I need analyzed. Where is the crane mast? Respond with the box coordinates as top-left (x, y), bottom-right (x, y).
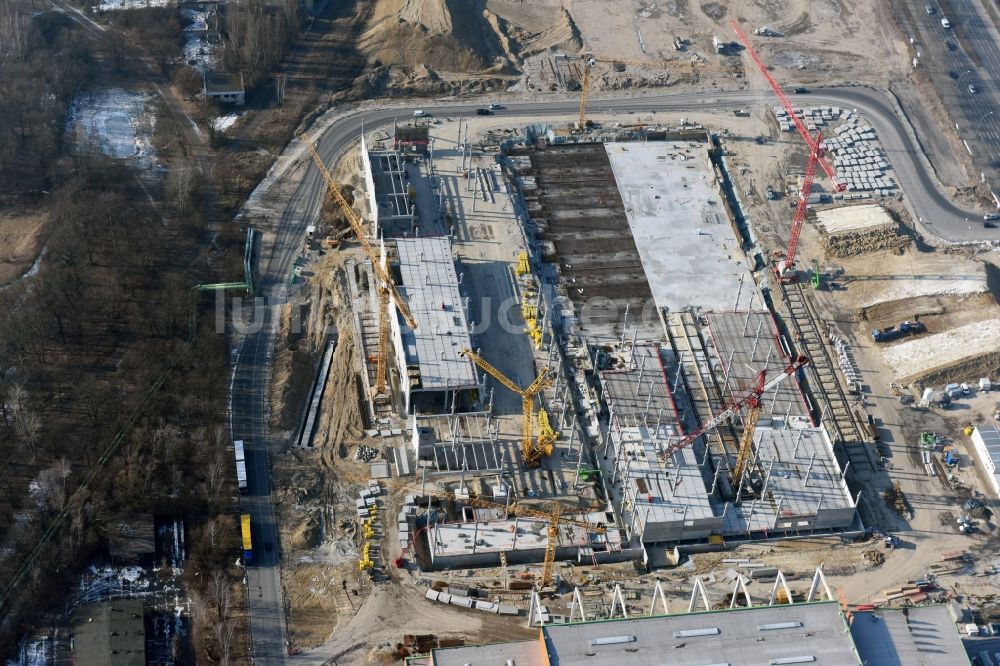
top-left (459, 349), bottom-right (555, 466)
top-left (782, 136), bottom-right (822, 276)
top-left (661, 355), bottom-right (809, 487)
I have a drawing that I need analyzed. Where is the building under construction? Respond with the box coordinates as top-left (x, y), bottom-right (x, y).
top-left (346, 122), bottom-right (861, 575)
top-left (389, 237), bottom-right (481, 414)
top-left (507, 132), bottom-right (860, 556)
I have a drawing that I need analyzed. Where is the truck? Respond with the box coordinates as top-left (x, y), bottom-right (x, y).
top-left (241, 513), bottom-right (253, 562)
top-left (871, 320), bottom-right (926, 343)
top-left (234, 439), bottom-right (248, 491)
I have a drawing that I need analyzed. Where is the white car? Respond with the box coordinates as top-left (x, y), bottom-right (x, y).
top-left (413, 110), bottom-right (425, 117)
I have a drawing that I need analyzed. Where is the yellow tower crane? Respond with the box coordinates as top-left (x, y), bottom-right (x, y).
top-left (301, 133), bottom-right (418, 401)
top-left (341, 470), bottom-right (605, 588)
top-left (459, 349), bottom-right (556, 467)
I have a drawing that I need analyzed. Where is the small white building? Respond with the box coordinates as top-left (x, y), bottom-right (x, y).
top-left (971, 425), bottom-right (1000, 497)
top-left (204, 71), bottom-right (245, 105)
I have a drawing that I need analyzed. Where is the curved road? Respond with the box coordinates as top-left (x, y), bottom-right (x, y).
top-left (233, 83), bottom-right (998, 665)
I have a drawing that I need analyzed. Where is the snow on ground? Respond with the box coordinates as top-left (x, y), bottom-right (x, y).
top-left (97, 0), bottom-right (174, 10)
top-left (843, 251), bottom-right (989, 308)
top-left (211, 114), bottom-right (240, 132)
top-left (181, 7), bottom-right (219, 72)
top-left (76, 562), bottom-right (183, 605)
top-left (66, 88), bottom-right (159, 173)
top-left (5, 635), bottom-right (52, 666)
top-left (181, 6), bottom-right (209, 31)
top-left (182, 31), bottom-right (220, 73)
top-left (882, 319), bottom-right (1000, 381)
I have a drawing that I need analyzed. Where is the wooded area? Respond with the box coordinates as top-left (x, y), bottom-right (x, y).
top-left (0, 1), bottom-right (252, 660)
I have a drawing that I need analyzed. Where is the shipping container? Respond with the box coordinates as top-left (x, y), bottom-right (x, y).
top-left (234, 439), bottom-right (246, 462)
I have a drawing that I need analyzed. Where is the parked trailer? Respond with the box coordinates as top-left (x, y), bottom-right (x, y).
top-left (236, 460), bottom-right (248, 491)
top-left (241, 514), bottom-right (253, 562)
top-left (234, 439), bottom-right (248, 491)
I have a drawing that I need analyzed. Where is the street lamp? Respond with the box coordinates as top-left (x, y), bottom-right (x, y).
top-left (976, 111), bottom-right (995, 132)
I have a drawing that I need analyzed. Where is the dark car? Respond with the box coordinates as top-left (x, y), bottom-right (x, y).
top-left (985, 221), bottom-right (997, 229)
top-left (793, 87), bottom-right (809, 94)
top-left (475, 108), bottom-right (493, 116)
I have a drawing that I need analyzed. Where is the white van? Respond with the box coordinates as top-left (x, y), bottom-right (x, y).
top-left (413, 110), bottom-right (425, 117)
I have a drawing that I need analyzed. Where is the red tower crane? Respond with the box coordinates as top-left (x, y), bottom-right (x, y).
top-left (730, 21), bottom-right (845, 193)
top-left (660, 355), bottom-right (810, 485)
top-left (782, 133), bottom-right (822, 278)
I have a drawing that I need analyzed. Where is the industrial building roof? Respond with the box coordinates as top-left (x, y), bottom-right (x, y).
top-left (604, 141), bottom-right (756, 313)
top-left (395, 237), bottom-right (478, 390)
top-left (849, 605), bottom-right (968, 665)
top-left (73, 599), bottom-right (146, 666)
top-left (429, 601), bottom-right (860, 665)
top-left (974, 425), bottom-right (1000, 493)
top-left (542, 601), bottom-right (859, 665)
top-left (975, 425), bottom-right (1000, 465)
top-left (430, 511), bottom-right (618, 558)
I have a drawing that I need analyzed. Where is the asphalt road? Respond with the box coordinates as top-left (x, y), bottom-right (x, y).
top-left (913, 0), bottom-right (1000, 196)
top-left (303, 87), bottom-right (1000, 242)
top-left (232, 83), bottom-right (1000, 665)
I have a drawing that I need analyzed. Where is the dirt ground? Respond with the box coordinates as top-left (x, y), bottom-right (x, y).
top-left (0, 209), bottom-right (47, 287)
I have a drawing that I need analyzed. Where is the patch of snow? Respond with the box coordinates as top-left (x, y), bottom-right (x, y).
top-left (211, 114), bottom-right (239, 132)
top-left (182, 32), bottom-right (220, 73)
top-left (181, 7), bottom-right (209, 31)
top-left (96, 0), bottom-right (174, 11)
top-left (6, 636), bottom-right (52, 666)
top-left (66, 88), bottom-right (159, 174)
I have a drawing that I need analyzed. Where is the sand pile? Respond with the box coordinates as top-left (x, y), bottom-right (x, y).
top-left (506, 8), bottom-right (583, 61)
top-left (360, 0), bottom-right (582, 77)
top-left (815, 204), bottom-right (909, 258)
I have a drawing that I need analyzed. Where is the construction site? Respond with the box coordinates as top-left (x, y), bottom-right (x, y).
top-left (266, 20), bottom-right (1000, 665)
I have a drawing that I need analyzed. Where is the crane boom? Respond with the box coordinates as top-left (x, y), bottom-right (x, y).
top-left (729, 21), bottom-right (845, 192)
top-left (299, 133), bottom-right (418, 329)
top-left (661, 355), bottom-right (809, 461)
top-left (459, 348), bottom-right (523, 396)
